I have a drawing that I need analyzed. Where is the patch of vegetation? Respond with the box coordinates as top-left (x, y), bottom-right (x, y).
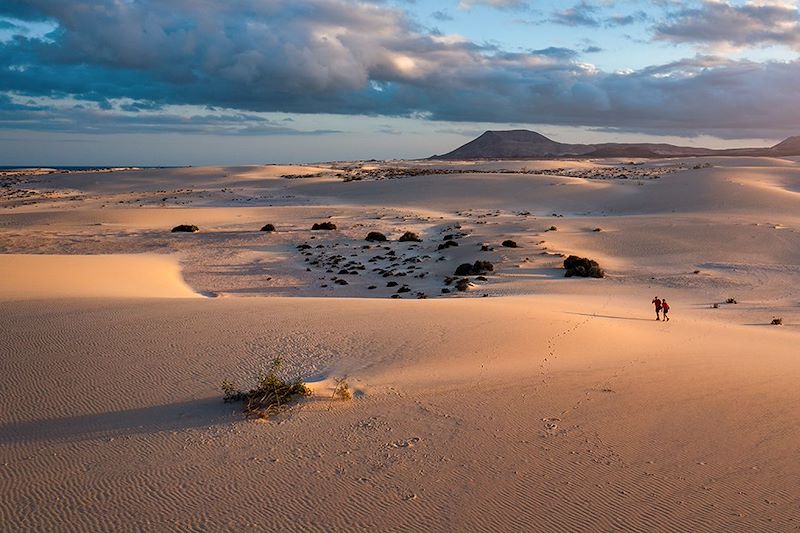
top-left (563, 255), bottom-right (605, 278)
top-left (312, 222), bottom-right (337, 230)
top-left (399, 231), bottom-right (422, 242)
top-left (365, 231), bottom-right (387, 242)
top-left (329, 377), bottom-right (352, 409)
top-left (171, 224), bottom-right (199, 233)
top-left (454, 260), bottom-right (494, 276)
top-left (725, 297), bottom-right (738, 304)
top-left (222, 357), bottom-right (311, 419)
top-left (771, 317), bottom-right (783, 325)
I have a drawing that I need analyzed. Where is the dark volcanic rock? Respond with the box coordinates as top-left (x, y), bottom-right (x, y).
top-left (563, 255), bottom-right (605, 278)
top-left (312, 222), bottom-right (337, 230)
top-left (438, 241), bottom-right (459, 250)
top-left (260, 224), bottom-right (276, 232)
top-left (171, 224), bottom-right (199, 233)
top-left (365, 231), bottom-right (387, 242)
top-left (501, 239), bottom-right (518, 248)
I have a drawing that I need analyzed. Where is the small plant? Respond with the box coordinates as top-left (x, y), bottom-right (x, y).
top-left (222, 357), bottom-right (311, 419)
top-left (771, 317), bottom-right (783, 325)
top-left (725, 297), bottom-right (738, 304)
top-left (328, 377), bottom-right (353, 410)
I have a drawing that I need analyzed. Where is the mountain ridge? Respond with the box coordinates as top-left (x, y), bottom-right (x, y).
top-left (432, 130), bottom-right (800, 160)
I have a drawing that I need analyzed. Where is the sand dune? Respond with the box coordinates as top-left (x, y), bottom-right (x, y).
top-left (1, 158), bottom-right (798, 530)
top-left (0, 254), bottom-right (200, 299)
top-left (1, 296), bottom-right (798, 530)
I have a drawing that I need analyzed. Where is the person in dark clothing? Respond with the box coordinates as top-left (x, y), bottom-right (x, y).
top-left (652, 297), bottom-right (662, 320)
top-left (662, 299), bottom-right (670, 321)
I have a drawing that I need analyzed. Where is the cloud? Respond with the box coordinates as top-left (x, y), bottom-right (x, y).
top-left (458, 0), bottom-right (529, 10)
top-left (655, 0), bottom-right (800, 49)
top-left (551, 2), bottom-right (601, 26)
top-left (431, 10), bottom-right (454, 22)
top-left (1, 0), bottom-right (800, 139)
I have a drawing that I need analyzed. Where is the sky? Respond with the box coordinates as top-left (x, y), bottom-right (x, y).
top-left (1, 0), bottom-right (799, 165)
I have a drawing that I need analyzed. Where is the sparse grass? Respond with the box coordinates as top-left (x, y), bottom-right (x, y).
top-left (222, 357), bottom-right (311, 419)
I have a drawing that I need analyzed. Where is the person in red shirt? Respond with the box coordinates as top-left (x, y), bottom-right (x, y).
top-left (652, 297), bottom-right (662, 320)
top-left (662, 299), bottom-right (670, 321)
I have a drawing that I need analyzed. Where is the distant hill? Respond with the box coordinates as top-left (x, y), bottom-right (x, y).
top-left (770, 136), bottom-right (800, 156)
top-left (432, 130), bottom-right (800, 160)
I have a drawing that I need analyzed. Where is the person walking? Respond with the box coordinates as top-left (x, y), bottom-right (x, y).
top-left (652, 296), bottom-right (662, 320)
top-left (662, 299), bottom-right (670, 321)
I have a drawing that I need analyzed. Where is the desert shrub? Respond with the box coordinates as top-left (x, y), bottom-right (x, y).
top-left (563, 255), bottom-right (605, 278)
top-left (312, 222), bottom-right (337, 230)
top-left (725, 297), bottom-right (738, 304)
top-left (455, 278), bottom-right (471, 291)
top-left (260, 224), bottom-right (276, 232)
top-left (365, 231), bottom-right (387, 242)
top-left (399, 231), bottom-right (422, 242)
top-left (454, 261), bottom-right (493, 276)
top-left (501, 240), bottom-right (518, 248)
top-left (771, 317), bottom-right (783, 325)
top-left (171, 224), bottom-right (199, 233)
top-left (222, 357), bottom-right (311, 419)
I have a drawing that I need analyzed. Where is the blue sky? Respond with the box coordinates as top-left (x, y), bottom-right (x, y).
top-left (1, 0), bottom-right (799, 165)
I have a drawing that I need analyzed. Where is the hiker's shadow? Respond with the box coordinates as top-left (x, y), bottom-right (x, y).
top-left (565, 312), bottom-right (655, 322)
top-left (0, 397), bottom-right (238, 445)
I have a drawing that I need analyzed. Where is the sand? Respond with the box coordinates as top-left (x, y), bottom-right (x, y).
top-left (1, 157), bottom-right (798, 530)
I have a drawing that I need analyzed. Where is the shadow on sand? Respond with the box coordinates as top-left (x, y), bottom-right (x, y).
top-left (0, 397), bottom-right (238, 445)
top-left (565, 311), bottom-right (655, 322)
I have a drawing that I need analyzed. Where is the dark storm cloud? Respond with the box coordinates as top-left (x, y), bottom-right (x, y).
top-left (655, 1), bottom-right (800, 49)
top-left (1, 0), bottom-right (800, 138)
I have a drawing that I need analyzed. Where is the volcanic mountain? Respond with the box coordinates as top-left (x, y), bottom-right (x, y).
top-left (432, 130), bottom-right (800, 160)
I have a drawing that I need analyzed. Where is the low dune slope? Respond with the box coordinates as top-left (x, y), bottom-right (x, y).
top-left (0, 254), bottom-right (199, 299)
top-left (0, 295), bottom-right (797, 530)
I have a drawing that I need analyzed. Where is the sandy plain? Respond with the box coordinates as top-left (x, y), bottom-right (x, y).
top-left (1, 157), bottom-right (798, 531)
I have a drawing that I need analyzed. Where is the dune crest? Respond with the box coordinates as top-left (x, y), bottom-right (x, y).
top-left (0, 254), bottom-right (200, 299)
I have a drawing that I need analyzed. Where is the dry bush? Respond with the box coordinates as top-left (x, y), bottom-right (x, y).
top-left (222, 357), bottom-right (311, 419)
